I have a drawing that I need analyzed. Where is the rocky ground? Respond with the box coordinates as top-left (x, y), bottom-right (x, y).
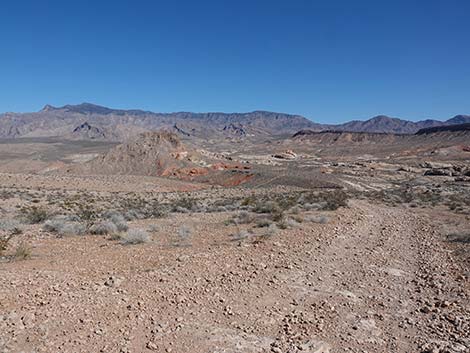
top-left (1, 199), bottom-right (468, 353)
top-left (0, 132), bottom-right (469, 353)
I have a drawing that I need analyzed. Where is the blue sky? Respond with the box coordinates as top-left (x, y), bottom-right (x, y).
top-left (1, 0), bottom-right (469, 123)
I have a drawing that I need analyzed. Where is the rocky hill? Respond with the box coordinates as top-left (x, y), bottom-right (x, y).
top-left (73, 131), bottom-right (252, 185)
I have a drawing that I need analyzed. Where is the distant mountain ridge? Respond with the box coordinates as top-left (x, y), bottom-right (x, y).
top-left (332, 114), bottom-right (470, 134)
top-left (0, 103), bottom-right (322, 140)
top-left (0, 102), bottom-right (469, 140)
top-left (416, 122), bottom-right (470, 135)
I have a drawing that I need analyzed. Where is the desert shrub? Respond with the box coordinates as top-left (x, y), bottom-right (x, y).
top-left (124, 209), bottom-right (142, 221)
top-left (175, 225), bottom-right (193, 246)
top-left (21, 206), bottom-right (49, 224)
top-left (254, 223), bottom-right (279, 243)
top-left (275, 194), bottom-right (301, 211)
top-left (253, 200), bottom-right (281, 214)
top-left (252, 201), bottom-right (285, 222)
top-left (121, 229), bottom-right (150, 245)
top-left (277, 217), bottom-right (300, 229)
top-left (304, 215), bottom-right (329, 224)
top-left (104, 212), bottom-right (129, 232)
top-left (286, 218), bottom-right (301, 228)
top-left (59, 222), bottom-right (86, 236)
top-left (288, 206), bottom-right (301, 214)
top-left (43, 217), bottom-right (86, 236)
top-left (146, 207), bottom-right (168, 219)
top-left (302, 202), bottom-right (326, 211)
top-left (321, 190), bottom-right (349, 210)
top-left (447, 232), bottom-right (470, 244)
top-left (0, 234), bottom-right (13, 256)
top-left (174, 206), bottom-right (190, 213)
top-left (14, 242), bottom-right (31, 260)
top-left (241, 195), bottom-right (257, 207)
top-left (230, 229), bottom-right (252, 242)
top-left (290, 214), bottom-right (304, 223)
top-left (266, 223), bottom-right (279, 235)
top-left (147, 224), bottom-right (159, 233)
top-left (90, 221), bottom-right (118, 235)
top-left (255, 218), bottom-right (272, 228)
top-left (0, 219), bottom-right (23, 233)
top-left (172, 197), bottom-right (197, 213)
top-left (206, 198), bottom-right (241, 212)
top-left (75, 204), bottom-right (98, 226)
top-left (231, 211), bottom-right (254, 225)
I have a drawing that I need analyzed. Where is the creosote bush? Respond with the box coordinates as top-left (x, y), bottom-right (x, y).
top-left (21, 206), bottom-right (49, 224)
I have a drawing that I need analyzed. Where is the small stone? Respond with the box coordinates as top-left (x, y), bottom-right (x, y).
top-left (146, 341), bottom-right (158, 351)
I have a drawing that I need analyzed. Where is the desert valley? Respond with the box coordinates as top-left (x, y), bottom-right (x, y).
top-left (0, 103), bottom-right (468, 353)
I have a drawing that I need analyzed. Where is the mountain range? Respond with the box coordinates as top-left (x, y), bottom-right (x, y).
top-left (0, 102), bottom-right (469, 140)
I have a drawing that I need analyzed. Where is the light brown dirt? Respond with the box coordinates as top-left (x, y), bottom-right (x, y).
top-left (1, 201), bottom-right (468, 353)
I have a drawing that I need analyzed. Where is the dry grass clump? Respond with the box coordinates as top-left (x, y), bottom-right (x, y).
top-left (14, 242), bottom-right (31, 260)
top-left (0, 219), bottom-right (24, 257)
top-left (304, 215), bottom-right (330, 224)
top-left (230, 229), bottom-right (252, 242)
top-left (254, 223), bottom-right (279, 243)
top-left (174, 224), bottom-right (193, 246)
top-left (120, 229), bottom-right (151, 245)
top-left (0, 234), bottom-right (13, 257)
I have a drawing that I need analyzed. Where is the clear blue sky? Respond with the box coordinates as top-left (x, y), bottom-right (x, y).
top-left (1, 0), bottom-right (469, 123)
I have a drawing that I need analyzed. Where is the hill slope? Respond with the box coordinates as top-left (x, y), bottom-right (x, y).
top-left (72, 131), bottom-right (253, 185)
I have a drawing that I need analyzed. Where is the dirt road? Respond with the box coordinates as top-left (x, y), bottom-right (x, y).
top-left (1, 201), bottom-right (468, 352)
